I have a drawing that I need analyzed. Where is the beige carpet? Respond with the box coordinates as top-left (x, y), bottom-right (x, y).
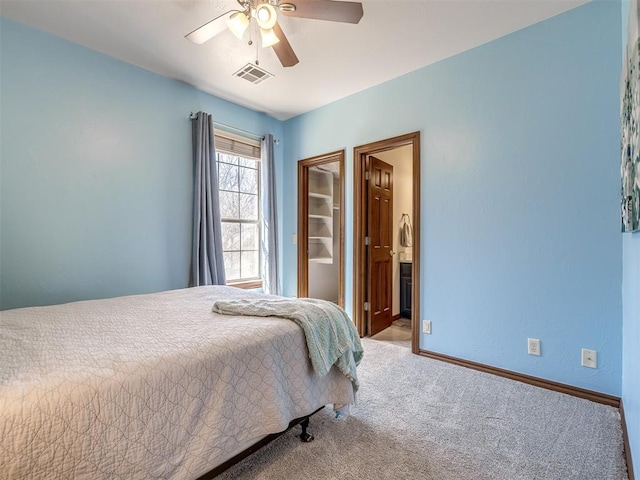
top-left (216, 338), bottom-right (629, 480)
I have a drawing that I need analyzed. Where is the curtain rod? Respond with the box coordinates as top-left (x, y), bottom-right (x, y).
top-left (188, 112), bottom-right (280, 144)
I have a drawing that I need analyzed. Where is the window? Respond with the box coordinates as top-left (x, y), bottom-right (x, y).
top-left (215, 131), bottom-right (262, 288)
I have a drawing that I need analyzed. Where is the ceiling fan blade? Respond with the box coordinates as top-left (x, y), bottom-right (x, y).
top-left (272, 22), bottom-right (299, 68)
top-left (281, 0), bottom-right (363, 24)
top-left (185, 11), bottom-right (234, 44)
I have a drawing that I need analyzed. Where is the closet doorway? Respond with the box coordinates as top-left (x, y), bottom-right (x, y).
top-left (353, 132), bottom-right (420, 353)
top-left (297, 150), bottom-right (345, 306)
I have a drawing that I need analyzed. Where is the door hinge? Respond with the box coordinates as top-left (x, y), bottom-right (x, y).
top-left (364, 302), bottom-right (370, 311)
top-left (364, 236), bottom-right (370, 246)
top-left (365, 171), bottom-right (370, 181)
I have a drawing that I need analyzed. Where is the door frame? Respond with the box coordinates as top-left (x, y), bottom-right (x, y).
top-left (353, 132), bottom-right (420, 353)
top-left (297, 150), bottom-right (345, 306)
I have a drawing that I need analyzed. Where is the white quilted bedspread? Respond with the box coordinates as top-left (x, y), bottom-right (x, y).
top-left (0, 286), bottom-right (354, 479)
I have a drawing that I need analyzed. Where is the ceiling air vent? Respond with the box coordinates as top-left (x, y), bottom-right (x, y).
top-left (233, 63), bottom-right (273, 85)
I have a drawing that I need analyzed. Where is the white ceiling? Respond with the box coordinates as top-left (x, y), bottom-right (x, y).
top-left (1, 0), bottom-right (589, 120)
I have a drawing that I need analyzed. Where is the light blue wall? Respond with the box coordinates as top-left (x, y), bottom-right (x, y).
top-left (621, 0), bottom-right (639, 471)
top-left (283, 2), bottom-right (623, 395)
top-left (622, 236), bottom-right (639, 471)
top-left (0, 3), bottom-right (627, 401)
top-left (0, 18), bottom-right (284, 310)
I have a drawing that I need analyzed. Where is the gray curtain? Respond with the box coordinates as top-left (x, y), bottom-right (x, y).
top-left (261, 134), bottom-right (280, 295)
top-left (190, 112), bottom-right (226, 286)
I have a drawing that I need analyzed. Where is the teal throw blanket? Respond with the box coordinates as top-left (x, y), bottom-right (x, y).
top-left (212, 298), bottom-right (364, 392)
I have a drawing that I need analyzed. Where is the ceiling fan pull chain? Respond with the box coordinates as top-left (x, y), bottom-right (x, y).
top-left (255, 33), bottom-right (260, 65)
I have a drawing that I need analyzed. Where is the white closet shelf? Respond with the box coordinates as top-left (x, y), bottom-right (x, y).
top-left (308, 168), bottom-right (334, 265)
top-left (309, 256), bottom-right (333, 264)
top-left (309, 191), bottom-right (332, 200)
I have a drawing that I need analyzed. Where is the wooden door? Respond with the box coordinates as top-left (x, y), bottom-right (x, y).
top-left (367, 156), bottom-right (394, 336)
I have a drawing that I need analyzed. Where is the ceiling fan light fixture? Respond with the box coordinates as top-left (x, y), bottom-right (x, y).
top-left (255, 3), bottom-right (277, 29)
top-left (260, 27), bottom-right (280, 47)
top-left (226, 11), bottom-right (250, 40)
top-left (187, 0), bottom-right (363, 68)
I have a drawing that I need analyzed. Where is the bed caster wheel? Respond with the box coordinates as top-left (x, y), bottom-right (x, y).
top-left (300, 431), bottom-right (314, 442)
top-left (299, 418), bottom-right (314, 442)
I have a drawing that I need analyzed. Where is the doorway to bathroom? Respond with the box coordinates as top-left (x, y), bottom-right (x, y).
top-left (353, 132), bottom-right (420, 353)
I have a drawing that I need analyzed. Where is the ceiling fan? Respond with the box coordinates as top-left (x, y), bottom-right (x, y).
top-left (185, 0), bottom-right (364, 68)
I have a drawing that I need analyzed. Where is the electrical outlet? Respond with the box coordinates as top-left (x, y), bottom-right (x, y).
top-left (582, 348), bottom-right (597, 368)
top-left (527, 338), bottom-right (541, 356)
top-left (422, 320), bottom-right (431, 334)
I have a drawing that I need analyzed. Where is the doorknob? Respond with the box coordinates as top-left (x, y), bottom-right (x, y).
top-left (390, 251), bottom-right (396, 256)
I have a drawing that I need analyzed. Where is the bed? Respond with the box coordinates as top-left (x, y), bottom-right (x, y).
top-left (0, 286), bottom-right (358, 479)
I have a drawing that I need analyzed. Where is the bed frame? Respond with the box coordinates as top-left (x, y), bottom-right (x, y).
top-left (195, 406), bottom-right (323, 479)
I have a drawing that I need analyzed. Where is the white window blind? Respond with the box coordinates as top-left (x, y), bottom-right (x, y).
top-left (214, 129), bottom-right (261, 160)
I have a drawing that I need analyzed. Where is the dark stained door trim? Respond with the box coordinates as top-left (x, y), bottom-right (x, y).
top-left (297, 150), bottom-right (345, 307)
top-left (353, 131), bottom-right (420, 354)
